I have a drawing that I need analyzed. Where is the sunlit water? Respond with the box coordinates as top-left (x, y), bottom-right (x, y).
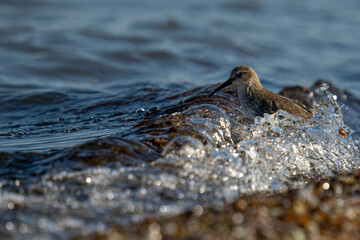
top-left (0, 0), bottom-right (360, 239)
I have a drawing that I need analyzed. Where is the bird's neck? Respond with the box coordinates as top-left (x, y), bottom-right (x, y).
top-left (237, 84), bottom-right (260, 101)
top-left (237, 84), bottom-right (262, 116)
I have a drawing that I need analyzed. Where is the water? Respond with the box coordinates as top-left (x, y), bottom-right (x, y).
top-left (0, 0), bottom-right (359, 239)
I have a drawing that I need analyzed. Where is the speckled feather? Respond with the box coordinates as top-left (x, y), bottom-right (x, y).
top-left (245, 87), bottom-right (312, 118)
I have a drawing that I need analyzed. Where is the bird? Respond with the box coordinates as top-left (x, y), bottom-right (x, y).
top-left (209, 65), bottom-right (313, 119)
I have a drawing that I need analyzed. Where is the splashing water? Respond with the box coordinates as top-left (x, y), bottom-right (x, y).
top-left (158, 85), bottom-right (358, 197)
top-left (0, 84), bottom-right (358, 239)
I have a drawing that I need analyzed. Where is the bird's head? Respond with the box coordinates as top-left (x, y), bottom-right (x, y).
top-left (209, 65), bottom-right (262, 96)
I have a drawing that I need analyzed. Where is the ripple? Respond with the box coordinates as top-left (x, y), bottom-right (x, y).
top-left (1, 81), bottom-right (358, 239)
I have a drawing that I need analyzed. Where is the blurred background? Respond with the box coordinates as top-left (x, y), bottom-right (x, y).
top-left (1, 0), bottom-right (359, 93)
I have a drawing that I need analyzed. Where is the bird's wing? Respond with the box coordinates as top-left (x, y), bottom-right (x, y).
top-left (263, 89), bottom-right (313, 118)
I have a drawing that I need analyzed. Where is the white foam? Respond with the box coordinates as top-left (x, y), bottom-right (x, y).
top-left (1, 85), bottom-right (359, 238)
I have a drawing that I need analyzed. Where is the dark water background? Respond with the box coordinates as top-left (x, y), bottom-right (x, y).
top-left (0, 0), bottom-right (360, 238)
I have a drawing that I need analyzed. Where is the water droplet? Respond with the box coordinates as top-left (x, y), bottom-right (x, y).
top-left (96, 222), bottom-right (106, 232)
top-left (148, 222), bottom-right (162, 240)
top-left (160, 205), bottom-right (170, 213)
top-left (19, 224), bottom-right (28, 233)
top-left (322, 182), bottom-right (330, 190)
top-left (14, 179), bottom-right (20, 186)
top-left (319, 83), bottom-right (329, 91)
top-left (37, 218), bottom-right (46, 228)
top-left (149, 223), bottom-right (160, 234)
top-left (193, 205), bottom-right (203, 216)
top-left (107, 192), bottom-right (114, 200)
top-left (8, 202), bottom-right (14, 210)
top-left (136, 108), bottom-right (146, 113)
top-left (6, 222), bottom-right (14, 231)
top-left (138, 188), bottom-right (147, 198)
top-left (232, 213), bottom-right (244, 224)
top-left (199, 185), bottom-right (206, 194)
top-left (86, 177), bottom-right (92, 184)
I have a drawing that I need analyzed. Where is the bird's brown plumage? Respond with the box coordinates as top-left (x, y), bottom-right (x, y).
top-left (210, 65), bottom-right (313, 119)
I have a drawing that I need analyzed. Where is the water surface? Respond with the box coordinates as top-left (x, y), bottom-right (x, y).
top-left (0, 0), bottom-right (359, 239)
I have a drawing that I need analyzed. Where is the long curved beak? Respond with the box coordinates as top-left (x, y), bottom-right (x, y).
top-left (209, 77), bottom-right (233, 97)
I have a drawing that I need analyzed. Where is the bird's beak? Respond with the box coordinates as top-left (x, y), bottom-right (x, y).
top-left (209, 77), bottom-right (233, 97)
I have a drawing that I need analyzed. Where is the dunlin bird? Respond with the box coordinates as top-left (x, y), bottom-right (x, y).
top-left (210, 65), bottom-right (312, 118)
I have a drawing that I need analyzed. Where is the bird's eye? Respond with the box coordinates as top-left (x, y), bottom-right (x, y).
top-left (236, 72), bottom-right (243, 77)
